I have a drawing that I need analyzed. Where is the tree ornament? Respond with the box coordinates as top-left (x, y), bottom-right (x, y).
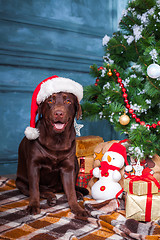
top-left (133, 159), bottom-right (144, 176)
top-left (96, 78), bottom-right (100, 82)
top-left (98, 66), bottom-right (104, 71)
top-left (119, 113), bottom-right (130, 125)
top-left (147, 63), bottom-right (160, 79)
top-left (74, 119), bottom-right (84, 136)
top-left (116, 72), bottom-right (120, 77)
top-left (129, 109), bottom-right (134, 114)
top-left (152, 123), bottom-right (157, 128)
top-left (107, 69), bottom-right (112, 76)
top-left (118, 77), bottom-right (122, 83)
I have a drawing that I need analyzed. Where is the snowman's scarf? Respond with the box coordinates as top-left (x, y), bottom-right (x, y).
top-left (100, 161), bottom-right (120, 177)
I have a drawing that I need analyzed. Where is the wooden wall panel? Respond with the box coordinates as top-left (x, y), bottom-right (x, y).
top-left (0, 0), bottom-right (128, 174)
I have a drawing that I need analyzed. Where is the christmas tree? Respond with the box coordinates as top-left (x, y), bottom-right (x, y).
top-left (82, 0), bottom-right (160, 161)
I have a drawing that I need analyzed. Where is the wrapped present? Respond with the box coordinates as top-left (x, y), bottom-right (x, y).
top-left (126, 192), bottom-right (160, 222)
top-left (78, 155), bottom-right (94, 173)
top-left (76, 173), bottom-right (92, 188)
top-left (124, 178), bottom-right (158, 195)
top-left (124, 167), bottom-right (160, 196)
top-left (76, 135), bottom-right (104, 157)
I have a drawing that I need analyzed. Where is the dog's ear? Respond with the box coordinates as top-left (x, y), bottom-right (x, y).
top-left (76, 101), bottom-right (82, 120)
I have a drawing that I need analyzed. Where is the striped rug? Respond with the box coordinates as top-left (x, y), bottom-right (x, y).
top-left (0, 176), bottom-right (160, 240)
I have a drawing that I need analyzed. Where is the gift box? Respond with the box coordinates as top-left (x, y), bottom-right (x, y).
top-left (125, 192), bottom-right (160, 222)
top-left (76, 135), bottom-right (104, 157)
top-left (78, 155), bottom-right (94, 173)
top-left (124, 178), bottom-right (158, 196)
top-left (76, 173), bottom-right (92, 188)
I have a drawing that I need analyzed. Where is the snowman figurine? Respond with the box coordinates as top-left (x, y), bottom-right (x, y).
top-left (91, 143), bottom-right (127, 202)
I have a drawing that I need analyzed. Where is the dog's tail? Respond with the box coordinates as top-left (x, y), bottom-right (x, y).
top-left (75, 186), bottom-right (89, 196)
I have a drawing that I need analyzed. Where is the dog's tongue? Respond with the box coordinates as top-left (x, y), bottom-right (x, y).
top-left (54, 123), bottom-right (65, 130)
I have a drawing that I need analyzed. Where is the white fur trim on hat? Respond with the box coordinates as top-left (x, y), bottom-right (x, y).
top-left (37, 77), bottom-right (83, 104)
top-left (24, 127), bottom-right (40, 140)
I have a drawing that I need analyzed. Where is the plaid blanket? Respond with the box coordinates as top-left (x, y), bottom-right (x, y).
top-left (0, 177), bottom-right (160, 240)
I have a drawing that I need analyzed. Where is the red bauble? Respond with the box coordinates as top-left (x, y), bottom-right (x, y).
top-left (129, 109), bottom-right (134, 114)
top-left (114, 69), bottom-right (117, 72)
top-left (132, 114), bottom-right (136, 118)
top-left (95, 83), bottom-right (98, 86)
top-left (98, 67), bottom-right (104, 70)
top-left (152, 123), bottom-right (157, 128)
top-left (118, 77), bottom-right (122, 83)
top-left (136, 118), bottom-right (140, 123)
top-left (116, 72), bottom-right (120, 77)
top-left (122, 88), bottom-right (126, 93)
top-left (157, 121), bottom-right (160, 126)
top-left (146, 124), bottom-right (151, 128)
top-left (123, 93), bottom-right (128, 98)
top-left (120, 83), bottom-right (124, 88)
top-left (126, 104), bottom-right (130, 108)
top-left (96, 78), bottom-right (99, 82)
top-left (140, 121), bottom-right (145, 126)
top-left (124, 99), bottom-right (129, 103)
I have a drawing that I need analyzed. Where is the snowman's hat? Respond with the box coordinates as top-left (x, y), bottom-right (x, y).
top-left (107, 143), bottom-right (128, 165)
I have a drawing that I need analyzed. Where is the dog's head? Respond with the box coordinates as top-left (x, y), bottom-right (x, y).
top-left (38, 92), bottom-right (82, 134)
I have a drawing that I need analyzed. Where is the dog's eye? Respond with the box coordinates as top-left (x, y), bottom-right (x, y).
top-left (48, 99), bottom-right (55, 104)
top-left (65, 99), bottom-right (71, 104)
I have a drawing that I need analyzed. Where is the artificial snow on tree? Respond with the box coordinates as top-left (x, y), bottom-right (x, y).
top-left (82, 0), bottom-right (160, 162)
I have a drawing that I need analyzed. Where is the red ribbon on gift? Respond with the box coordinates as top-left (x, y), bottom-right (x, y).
top-left (127, 168), bottom-right (160, 194)
top-left (145, 194), bottom-right (153, 222)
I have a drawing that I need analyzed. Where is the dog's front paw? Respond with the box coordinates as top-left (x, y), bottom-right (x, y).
top-left (71, 204), bottom-right (90, 219)
top-left (27, 204), bottom-right (41, 215)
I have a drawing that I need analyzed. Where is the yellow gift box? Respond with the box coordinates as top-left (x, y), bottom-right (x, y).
top-left (124, 178), bottom-right (158, 196)
top-left (125, 192), bottom-right (160, 222)
top-left (76, 135), bottom-right (104, 157)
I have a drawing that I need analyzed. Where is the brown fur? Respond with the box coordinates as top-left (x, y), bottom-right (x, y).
top-left (16, 92), bottom-right (89, 217)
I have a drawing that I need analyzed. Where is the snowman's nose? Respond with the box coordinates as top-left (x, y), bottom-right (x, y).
top-left (107, 155), bottom-right (112, 162)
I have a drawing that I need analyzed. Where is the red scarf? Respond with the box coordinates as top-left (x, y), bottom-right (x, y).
top-left (99, 161), bottom-right (120, 177)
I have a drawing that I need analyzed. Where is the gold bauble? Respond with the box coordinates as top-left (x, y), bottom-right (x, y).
top-left (119, 113), bottom-right (130, 125)
top-left (107, 69), bottom-right (112, 76)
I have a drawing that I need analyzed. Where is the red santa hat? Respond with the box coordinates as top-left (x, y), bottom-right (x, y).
top-left (24, 75), bottom-right (83, 140)
top-left (107, 142), bottom-right (128, 166)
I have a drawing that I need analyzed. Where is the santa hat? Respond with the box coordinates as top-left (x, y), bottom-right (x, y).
top-left (24, 75), bottom-right (83, 140)
top-left (107, 143), bottom-right (128, 166)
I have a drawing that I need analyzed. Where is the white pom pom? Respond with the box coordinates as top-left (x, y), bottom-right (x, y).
top-left (24, 127), bottom-right (40, 140)
top-left (92, 167), bottom-right (101, 178)
top-left (125, 165), bottom-right (133, 172)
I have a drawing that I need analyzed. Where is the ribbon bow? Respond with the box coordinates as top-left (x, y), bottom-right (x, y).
top-left (127, 167), bottom-right (160, 194)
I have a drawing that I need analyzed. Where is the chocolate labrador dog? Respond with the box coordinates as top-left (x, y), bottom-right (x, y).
top-left (16, 91), bottom-right (88, 217)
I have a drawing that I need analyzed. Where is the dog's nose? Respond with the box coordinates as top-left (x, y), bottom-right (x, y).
top-left (54, 110), bottom-right (64, 118)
